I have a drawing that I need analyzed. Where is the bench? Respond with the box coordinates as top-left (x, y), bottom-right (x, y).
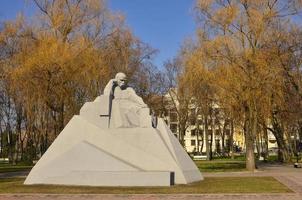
top-left (193, 155), bottom-right (207, 160)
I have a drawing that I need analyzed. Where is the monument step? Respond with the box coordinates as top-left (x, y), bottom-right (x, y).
top-left (36, 171), bottom-right (174, 186)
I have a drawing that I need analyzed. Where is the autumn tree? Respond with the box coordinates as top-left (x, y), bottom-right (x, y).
top-left (180, 42), bottom-right (216, 159)
top-left (0, 0), bottom-right (158, 163)
top-left (186, 0), bottom-right (302, 170)
top-left (162, 58), bottom-right (193, 147)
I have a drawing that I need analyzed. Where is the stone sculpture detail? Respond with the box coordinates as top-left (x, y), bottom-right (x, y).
top-left (24, 72), bottom-right (203, 186)
top-left (103, 72), bottom-right (149, 128)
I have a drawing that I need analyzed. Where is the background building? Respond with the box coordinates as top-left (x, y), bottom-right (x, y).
top-left (163, 91), bottom-right (278, 156)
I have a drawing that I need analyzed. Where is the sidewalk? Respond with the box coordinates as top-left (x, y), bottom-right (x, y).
top-left (0, 163), bottom-right (301, 200)
top-left (0, 170), bottom-right (30, 179)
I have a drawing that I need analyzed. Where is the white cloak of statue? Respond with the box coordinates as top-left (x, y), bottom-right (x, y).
top-left (103, 72), bottom-right (149, 128)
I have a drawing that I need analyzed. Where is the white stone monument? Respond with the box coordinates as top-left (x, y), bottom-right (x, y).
top-left (24, 73), bottom-right (203, 186)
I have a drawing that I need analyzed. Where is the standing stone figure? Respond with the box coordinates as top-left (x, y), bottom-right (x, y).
top-left (103, 72), bottom-right (150, 128)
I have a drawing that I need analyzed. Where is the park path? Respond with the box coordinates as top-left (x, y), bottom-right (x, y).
top-left (0, 163), bottom-right (301, 200)
top-left (0, 170), bottom-right (30, 179)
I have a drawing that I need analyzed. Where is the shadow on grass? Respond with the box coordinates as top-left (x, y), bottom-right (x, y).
top-left (195, 161), bottom-right (246, 172)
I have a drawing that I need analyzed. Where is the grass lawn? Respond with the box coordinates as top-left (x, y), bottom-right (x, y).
top-left (0, 160), bottom-right (245, 173)
top-left (0, 159), bottom-right (246, 174)
top-left (195, 160), bottom-right (246, 172)
top-left (0, 177), bottom-right (291, 194)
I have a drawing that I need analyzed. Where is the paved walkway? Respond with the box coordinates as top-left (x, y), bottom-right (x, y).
top-left (0, 163), bottom-right (301, 200)
top-left (0, 170), bottom-right (30, 179)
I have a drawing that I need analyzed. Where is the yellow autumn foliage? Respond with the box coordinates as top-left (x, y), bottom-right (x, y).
top-left (0, 0), bottom-right (158, 162)
top-left (181, 0), bottom-right (302, 168)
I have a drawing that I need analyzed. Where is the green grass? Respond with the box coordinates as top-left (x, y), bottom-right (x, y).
top-left (260, 155), bottom-right (302, 163)
top-left (266, 155), bottom-right (279, 162)
top-left (0, 160), bottom-right (246, 174)
top-left (0, 159), bottom-right (244, 174)
top-left (0, 177), bottom-right (292, 194)
top-left (195, 160), bottom-right (246, 172)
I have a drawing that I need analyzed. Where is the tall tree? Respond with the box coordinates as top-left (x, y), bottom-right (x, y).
top-left (163, 58), bottom-right (192, 147)
top-left (0, 0), bottom-right (158, 163)
top-left (186, 0), bottom-right (302, 170)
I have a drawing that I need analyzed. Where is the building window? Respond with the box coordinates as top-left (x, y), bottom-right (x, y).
top-left (170, 108), bottom-right (177, 113)
top-left (169, 112), bottom-right (177, 123)
top-left (191, 140), bottom-right (196, 146)
top-left (190, 117), bottom-right (196, 125)
top-left (191, 129), bottom-right (196, 136)
top-left (190, 108), bottom-right (196, 115)
top-left (170, 124), bottom-right (177, 133)
top-left (197, 119), bottom-right (203, 125)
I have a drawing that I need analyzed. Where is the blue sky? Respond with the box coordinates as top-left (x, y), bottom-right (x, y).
top-left (0, 0), bottom-right (196, 68)
top-left (109, 0), bottom-right (196, 67)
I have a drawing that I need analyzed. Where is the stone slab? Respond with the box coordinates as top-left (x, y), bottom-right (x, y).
top-left (32, 171), bottom-right (173, 187)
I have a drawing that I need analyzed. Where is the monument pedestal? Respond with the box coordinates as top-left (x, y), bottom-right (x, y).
top-left (24, 94), bottom-right (203, 186)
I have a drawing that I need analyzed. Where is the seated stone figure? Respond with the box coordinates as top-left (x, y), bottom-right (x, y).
top-left (104, 72), bottom-right (150, 128)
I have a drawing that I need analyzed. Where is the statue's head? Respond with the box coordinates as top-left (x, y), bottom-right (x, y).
top-left (115, 72), bottom-right (127, 90)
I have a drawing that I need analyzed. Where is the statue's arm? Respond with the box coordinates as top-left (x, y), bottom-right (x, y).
top-left (128, 88), bottom-right (147, 107)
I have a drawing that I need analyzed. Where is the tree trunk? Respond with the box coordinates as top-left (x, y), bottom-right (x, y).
top-left (246, 133), bottom-right (255, 171)
top-left (196, 117), bottom-right (200, 154)
top-left (245, 107), bottom-right (256, 171)
top-left (13, 136), bottom-right (19, 164)
top-left (221, 123), bottom-right (226, 156)
top-left (209, 131), bottom-right (213, 160)
top-left (8, 129), bottom-right (16, 165)
top-left (178, 123), bottom-right (186, 147)
top-left (255, 131), bottom-right (260, 159)
top-left (299, 122), bottom-right (302, 147)
top-left (59, 102), bottom-right (65, 131)
top-left (0, 127), bottom-right (3, 157)
top-left (16, 106), bottom-right (23, 163)
top-left (271, 113), bottom-right (291, 162)
top-left (200, 129), bottom-right (204, 154)
top-left (230, 120), bottom-right (235, 159)
top-left (262, 125), bottom-right (269, 160)
top-left (205, 115), bottom-right (211, 160)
